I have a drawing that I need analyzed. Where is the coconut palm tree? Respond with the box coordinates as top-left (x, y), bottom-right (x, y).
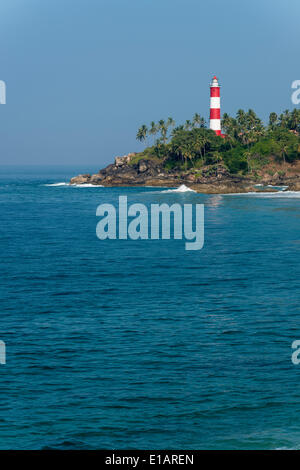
top-left (184, 120), bottom-right (192, 130)
top-left (279, 110), bottom-right (291, 129)
top-left (167, 117), bottom-right (175, 129)
top-left (136, 125), bottom-right (148, 145)
top-left (192, 113), bottom-right (206, 128)
top-left (278, 142), bottom-right (288, 164)
top-left (204, 135), bottom-right (210, 157)
top-left (290, 109), bottom-right (300, 131)
top-left (158, 119), bottom-right (167, 144)
top-left (166, 117), bottom-right (175, 141)
top-left (221, 112), bottom-right (232, 134)
top-left (198, 137), bottom-right (206, 161)
top-left (171, 125), bottom-right (184, 138)
top-left (192, 113), bottom-right (201, 128)
top-left (199, 116), bottom-right (206, 128)
top-left (244, 151), bottom-right (252, 173)
top-left (236, 109), bottom-right (246, 126)
top-left (269, 112), bottom-right (278, 130)
top-left (149, 121), bottom-right (157, 142)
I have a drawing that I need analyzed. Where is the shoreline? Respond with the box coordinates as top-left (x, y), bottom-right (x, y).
top-left (66, 180), bottom-right (298, 194)
top-left (69, 153), bottom-right (300, 194)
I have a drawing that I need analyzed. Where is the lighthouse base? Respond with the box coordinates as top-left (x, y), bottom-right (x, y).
top-left (212, 130), bottom-right (225, 138)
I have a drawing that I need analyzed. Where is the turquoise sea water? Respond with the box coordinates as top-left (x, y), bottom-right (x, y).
top-left (0, 165), bottom-right (300, 450)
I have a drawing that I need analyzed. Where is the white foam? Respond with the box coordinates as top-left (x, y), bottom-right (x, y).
top-left (70, 183), bottom-right (104, 187)
top-left (161, 184), bottom-right (196, 193)
top-left (224, 191), bottom-right (300, 198)
top-left (44, 182), bottom-right (104, 187)
top-left (267, 184), bottom-right (289, 189)
top-left (44, 182), bottom-right (69, 186)
top-left (254, 184), bottom-right (289, 190)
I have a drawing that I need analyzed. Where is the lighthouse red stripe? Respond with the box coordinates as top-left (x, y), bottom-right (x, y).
top-left (210, 87), bottom-right (220, 97)
top-left (210, 108), bottom-right (220, 119)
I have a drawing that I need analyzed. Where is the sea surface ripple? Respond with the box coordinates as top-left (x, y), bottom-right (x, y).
top-left (0, 166), bottom-right (300, 450)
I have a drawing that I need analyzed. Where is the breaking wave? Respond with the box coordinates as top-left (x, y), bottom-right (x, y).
top-left (44, 182), bottom-right (104, 187)
top-left (70, 183), bottom-right (104, 187)
top-left (161, 184), bottom-right (196, 193)
top-left (44, 182), bottom-right (69, 186)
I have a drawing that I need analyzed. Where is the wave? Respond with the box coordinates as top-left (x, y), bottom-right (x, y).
top-left (44, 182), bottom-right (104, 188)
top-left (267, 185), bottom-right (288, 190)
top-left (224, 191), bottom-right (300, 198)
top-left (44, 182), bottom-right (69, 187)
top-left (70, 183), bottom-right (104, 187)
top-left (254, 184), bottom-right (289, 190)
top-left (161, 184), bottom-right (196, 193)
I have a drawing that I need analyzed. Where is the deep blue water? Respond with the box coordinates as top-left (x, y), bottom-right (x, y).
top-left (0, 165), bottom-right (300, 450)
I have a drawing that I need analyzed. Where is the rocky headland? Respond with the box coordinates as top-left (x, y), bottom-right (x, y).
top-left (70, 152), bottom-right (300, 193)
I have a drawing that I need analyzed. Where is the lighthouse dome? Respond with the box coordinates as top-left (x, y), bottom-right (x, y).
top-left (210, 76), bottom-right (219, 86)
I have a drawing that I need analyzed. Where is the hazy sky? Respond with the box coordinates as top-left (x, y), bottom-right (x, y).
top-left (0, 0), bottom-right (299, 166)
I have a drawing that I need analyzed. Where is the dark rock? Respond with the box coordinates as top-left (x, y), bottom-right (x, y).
top-left (70, 152), bottom-right (299, 192)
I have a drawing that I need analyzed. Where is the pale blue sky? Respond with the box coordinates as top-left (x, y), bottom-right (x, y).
top-left (0, 0), bottom-right (299, 166)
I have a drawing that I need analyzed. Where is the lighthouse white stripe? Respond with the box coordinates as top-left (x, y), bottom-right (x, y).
top-left (210, 97), bottom-right (220, 108)
top-left (210, 119), bottom-right (221, 131)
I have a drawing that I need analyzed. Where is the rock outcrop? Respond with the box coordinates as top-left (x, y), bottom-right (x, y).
top-left (70, 153), bottom-right (300, 193)
top-left (114, 153), bottom-right (136, 167)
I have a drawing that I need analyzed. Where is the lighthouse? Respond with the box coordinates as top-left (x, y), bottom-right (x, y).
top-left (209, 76), bottom-right (222, 136)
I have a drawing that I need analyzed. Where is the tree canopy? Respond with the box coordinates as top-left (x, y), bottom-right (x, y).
top-left (136, 109), bottom-right (300, 174)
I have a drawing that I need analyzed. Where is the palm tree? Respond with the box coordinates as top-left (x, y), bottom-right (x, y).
top-left (193, 113), bottom-right (206, 128)
top-left (171, 125), bottom-right (184, 138)
top-left (269, 112), bottom-right (278, 130)
top-left (278, 142), bottom-right (288, 164)
top-left (185, 120), bottom-right (192, 130)
top-left (158, 119), bottom-right (167, 144)
top-left (149, 121), bottom-right (157, 142)
top-left (221, 112), bottom-right (231, 133)
top-left (192, 113), bottom-right (201, 128)
top-left (236, 109), bottom-right (246, 127)
top-left (167, 117), bottom-right (175, 129)
top-left (222, 113), bottom-right (238, 144)
top-left (224, 132), bottom-right (235, 149)
top-left (201, 135), bottom-right (210, 158)
top-left (182, 148), bottom-right (190, 170)
top-left (172, 134), bottom-right (194, 169)
top-left (290, 109), bottom-right (300, 131)
top-left (199, 116), bottom-right (206, 128)
top-left (279, 110), bottom-right (291, 129)
top-left (244, 151), bottom-right (252, 173)
top-left (166, 117), bottom-right (175, 141)
top-left (193, 132), bottom-right (207, 161)
top-left (136, 125), bottom-right (148, 145)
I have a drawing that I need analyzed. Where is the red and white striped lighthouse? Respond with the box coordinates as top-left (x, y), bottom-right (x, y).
top-left (209, 76), bottom-right (222, 136)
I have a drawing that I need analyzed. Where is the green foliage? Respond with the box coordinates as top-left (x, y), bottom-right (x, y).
top-left (135, 108), bottom-right (300, 174)
top-left (250, 138), bottom-right (278, 157)
top-left (222, 145), bottom-right (247, 173)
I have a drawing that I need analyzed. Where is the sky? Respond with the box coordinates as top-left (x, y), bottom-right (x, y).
top-left (0, 0), bottom-right (299, 166)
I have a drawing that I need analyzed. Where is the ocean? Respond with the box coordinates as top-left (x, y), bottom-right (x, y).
top-left (0, 165), bottom-right (300, 450)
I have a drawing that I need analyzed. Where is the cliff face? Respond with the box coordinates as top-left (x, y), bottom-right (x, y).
top-left (70, 153), bottom-right (300, 193)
